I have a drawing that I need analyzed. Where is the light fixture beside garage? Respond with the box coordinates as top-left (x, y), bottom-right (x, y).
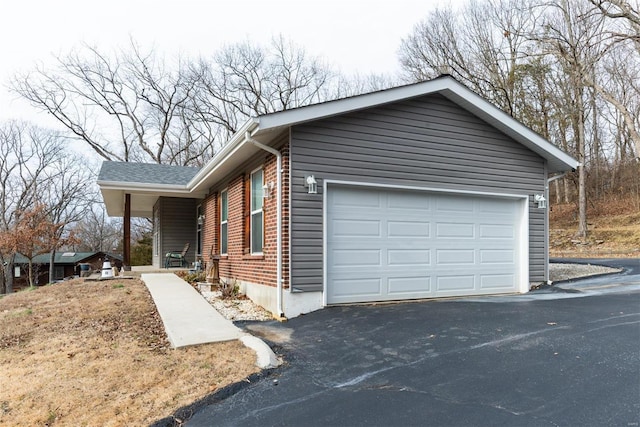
top-left (534, 194), bottom-right (547, 209)
top-left (305, 175), bottom-right (318, 194)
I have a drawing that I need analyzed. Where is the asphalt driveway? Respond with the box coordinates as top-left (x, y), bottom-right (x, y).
top-left (186, 263), bottom-right (640, 426)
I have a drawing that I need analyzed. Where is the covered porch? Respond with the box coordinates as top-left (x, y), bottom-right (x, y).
top-left (97, 162), bottom-right (206, 269)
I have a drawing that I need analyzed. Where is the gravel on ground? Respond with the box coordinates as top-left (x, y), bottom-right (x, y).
top-left (549, 263), bottom-right (622, 282)
top-left (201, 290), bottom-right (273, 321)
top-left (199, 263), bottom-right (624, 321)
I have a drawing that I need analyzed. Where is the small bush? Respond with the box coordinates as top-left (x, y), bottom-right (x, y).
top-left (175, 271), bottom-right (207, 286)
top-left (220, 280), bottom-right (239, 299)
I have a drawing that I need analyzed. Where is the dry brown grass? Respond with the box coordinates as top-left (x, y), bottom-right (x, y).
top-left (0, 278), bottom-right (258, 426)
top-left (550, 194), bottom-right (640, 258)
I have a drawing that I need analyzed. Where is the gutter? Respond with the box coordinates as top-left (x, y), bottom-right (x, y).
top-left (245, 131), bottom-right (284, 318)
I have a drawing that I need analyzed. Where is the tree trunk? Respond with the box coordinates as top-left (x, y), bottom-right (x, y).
top-left (6, 255), bottom-right (14, 293)
top-left (27, 259), bottom-right (34, 288)
top-left (49, 249), bottom-right (56, 284)
top-left (576, 114), bottom-right (589, 239)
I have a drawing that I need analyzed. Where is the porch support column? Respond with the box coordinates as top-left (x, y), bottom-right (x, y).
top-left (123, 193), bottom-right (131, 270)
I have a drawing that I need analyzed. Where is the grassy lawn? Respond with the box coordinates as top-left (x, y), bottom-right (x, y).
top-left (0, 278), bottom-right (258, 426)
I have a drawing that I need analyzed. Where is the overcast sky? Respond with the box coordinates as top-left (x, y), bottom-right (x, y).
top-left (0, 0), bottom-right (461, 126)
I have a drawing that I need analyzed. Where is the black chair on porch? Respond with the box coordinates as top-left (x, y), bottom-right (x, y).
top-left (165, 243), bottom-right (190, 268)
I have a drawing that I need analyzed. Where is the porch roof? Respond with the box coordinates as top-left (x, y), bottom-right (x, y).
top-left (97, 162), bottom-right (205, 217)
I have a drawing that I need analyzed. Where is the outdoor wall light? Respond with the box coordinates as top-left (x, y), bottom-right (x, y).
top-left (305, 175), bottom-right (318, 194)
top-left (197, 214), bottom-right (205, 225)
top-left (262, 182), bottom-right (274, 198)
top-left (534, 194), bottom-right (547, 209)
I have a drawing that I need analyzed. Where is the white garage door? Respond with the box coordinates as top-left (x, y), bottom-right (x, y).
top-left (326, 185), bottom-right (524, 304)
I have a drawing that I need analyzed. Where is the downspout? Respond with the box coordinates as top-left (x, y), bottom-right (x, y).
top-left (246, 132), bottom-right (284, 318)
top-left (545, 171), bottom-right (570, 284)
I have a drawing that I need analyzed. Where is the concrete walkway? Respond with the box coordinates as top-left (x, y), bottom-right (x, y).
top-left (141, 273), bottom-right (280, 369)
top-left (141, 273), bottom-right (243, 347)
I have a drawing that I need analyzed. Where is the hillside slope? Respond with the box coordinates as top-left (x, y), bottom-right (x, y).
top-left (550, 195), bottom-right (640, 258)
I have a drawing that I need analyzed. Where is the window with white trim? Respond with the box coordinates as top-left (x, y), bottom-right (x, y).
top-left (250, 169), bottom-right (264, 254)
top-left (220, 190), bottom-right (228, 255)
top-left (196, 204), bottom-right (203, 257)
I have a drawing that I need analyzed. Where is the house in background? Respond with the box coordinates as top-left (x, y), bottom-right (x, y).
top-left (98, 75), bottom-right (577, 318)
top-left (13, 251), bottom-right (123, 290)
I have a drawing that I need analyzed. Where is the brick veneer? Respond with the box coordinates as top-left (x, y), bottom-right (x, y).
top-left (201, 142), bottom-right (290, 290)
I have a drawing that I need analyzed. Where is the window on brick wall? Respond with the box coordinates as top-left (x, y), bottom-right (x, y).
top-left (196, 204), bottom-right (203, 257)
top-left (220, 189), bottom-right (228, 255)
top-left (250, 168), bottom-right (264, 254)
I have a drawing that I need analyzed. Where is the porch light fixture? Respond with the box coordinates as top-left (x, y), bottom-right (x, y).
top-left (262, 182), bottom-right (274, 198)
top-left (534, 194), bottom-right (547, 209)
top-left (197, 214), bottom-right (205, 225)
top-left (305, 175), bottom-right (317, 194)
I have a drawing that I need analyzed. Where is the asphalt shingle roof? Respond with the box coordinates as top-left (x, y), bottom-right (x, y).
top-left (98, 161), bottom-right (200, 186)
top-left (14, 252), bottom-right (122, 265)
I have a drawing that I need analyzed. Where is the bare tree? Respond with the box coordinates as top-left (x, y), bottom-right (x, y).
top-left (37, 154), bottom-right (95, 282)
top-left (189, 36), bottom-right (337, 138)
top-left (0, 121), bottom-right (70, 293)
top-left (11, 40), bottom-right (214, 165)
top-left (70, 206), bottom-right (122, 253)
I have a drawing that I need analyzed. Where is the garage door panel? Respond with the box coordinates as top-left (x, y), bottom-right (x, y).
top-left (480, 274), bottom-right (516, 289)
top-left (436, 197), bottom-right (475, 213)
top-left (388, 192), bottom-right (431, 210)
top-left (436, 222), bottom-right (475, 239)
top-left (331, 189), bottom-right (381, 208)
top-left (480, 249), bottom-right (515, 264)
top-left (387, 249), bottom-right (431, 266)
top-left (388, 220), bottom-right (430, 238)
top-left (327, 186), bottom-right (522, 304)
top-left (479, 224), bottom-right (515, 239)
top-left (332, 278), bottom-right (383, 299)
top-left (387, 277), bottom-right (431, 294)
top-left (476, 198), bottom-right (518, 213)
top-left (436, 249), bottom-right (475, 265)
top-left (331, 249), bottom-right (381, 267)
top-left (436, 275), bottom-right (476, 292)
top-left (332, 219), bottom-right (381, 237)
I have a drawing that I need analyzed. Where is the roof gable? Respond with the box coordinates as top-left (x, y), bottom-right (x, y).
top-left (252, 75), bottom-right (576, 172)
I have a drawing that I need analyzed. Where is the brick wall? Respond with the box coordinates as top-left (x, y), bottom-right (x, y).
top-left (201, 141), bottom-right (290, 289)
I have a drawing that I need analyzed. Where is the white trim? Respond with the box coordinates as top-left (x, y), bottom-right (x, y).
top-left (322, 179), bottom-right (531, 305)
top-left (322, 179), bottom-right (328, 307)
top-left (519, 197), bottom-right (530, 293)
top-left (250, 167), bottom-right (264, 255)
top-left (324, 179), bottom-right (528, 200)
top-left (220, 188), bottom-right (229, 256)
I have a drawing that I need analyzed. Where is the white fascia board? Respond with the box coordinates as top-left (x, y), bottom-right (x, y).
top-left (98, 181), bottom-right (208, 199)
top-left (256, 78), bottom-right (454, 132)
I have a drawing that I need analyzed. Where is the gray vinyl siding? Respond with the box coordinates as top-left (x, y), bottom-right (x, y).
top-left (153, 197), bottom-right (197, 268)
top-left (290, 93), bottom-right (547, 292)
